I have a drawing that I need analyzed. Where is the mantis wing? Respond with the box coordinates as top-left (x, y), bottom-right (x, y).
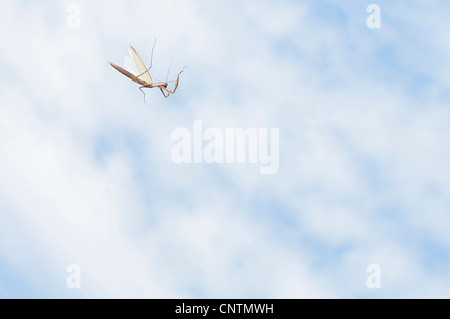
top-left (124, 46), bottom-right (153, 85)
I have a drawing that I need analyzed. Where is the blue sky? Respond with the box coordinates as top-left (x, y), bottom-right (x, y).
top-left (0, 0), bottom-right (450, 298)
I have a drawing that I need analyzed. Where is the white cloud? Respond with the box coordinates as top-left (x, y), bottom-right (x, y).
top-left (0, 0), bottom-right (449, 298)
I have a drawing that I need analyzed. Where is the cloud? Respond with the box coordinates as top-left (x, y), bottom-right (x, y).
top-left (0, 0), bottom-right (449, 298)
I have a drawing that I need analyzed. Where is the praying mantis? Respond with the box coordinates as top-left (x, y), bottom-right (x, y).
top-left (109, 40), bottom-right (185, 102)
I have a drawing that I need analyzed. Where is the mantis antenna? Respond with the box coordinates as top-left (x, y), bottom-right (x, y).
top-left (166, 52), bottom-right (174, 84)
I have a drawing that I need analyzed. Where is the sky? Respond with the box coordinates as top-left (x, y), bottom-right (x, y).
top-left (0, 0), bottom-right (449, 298)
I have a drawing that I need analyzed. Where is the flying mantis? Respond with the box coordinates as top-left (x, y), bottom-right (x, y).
top-left (109, 41), bottom-right (185, 102)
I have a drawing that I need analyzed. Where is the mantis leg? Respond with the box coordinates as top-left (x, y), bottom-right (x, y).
top-left (149, 38), bottom-right (156, 71)
top-left (136, 39), bottom-right (157, 78)
top-left (139, 86), bottom-right (147, 103)
top-left (161, 67), bottom-right (186, 95)
top-left (159, 87), bottom-right (170, 98)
